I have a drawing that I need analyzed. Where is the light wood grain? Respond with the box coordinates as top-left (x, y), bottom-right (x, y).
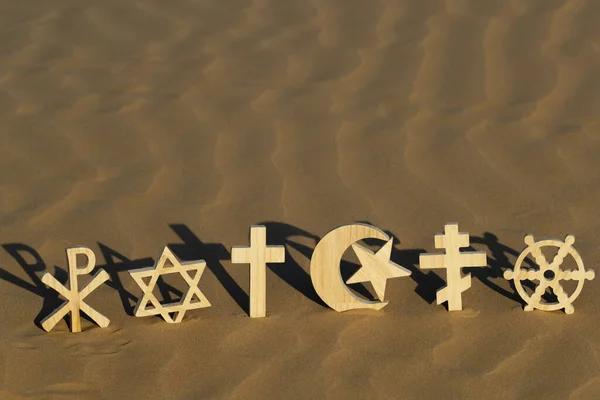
top-left (41, 246), bottom-right (110, 332)
top-left (504, 234), bottom-right (595, 314)
top-left (419, 223), bottom-right (487, 311)
top-left (346, 239), bottom-right (411, 301)
top-left (310, 223), bottom-right (405, 312)
top-left (231, 225), bottom-right (285, 318)
top-left (130, 246), bottom-right (211, 323)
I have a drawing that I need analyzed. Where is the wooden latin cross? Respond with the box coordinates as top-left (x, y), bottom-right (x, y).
top-left (231, 226), bottom-right (285, 318)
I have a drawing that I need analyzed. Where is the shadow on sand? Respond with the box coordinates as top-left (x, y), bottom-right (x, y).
top-left (468, 232), bottom-right (539, 306)
top-left (0, 243), bottom-right (79, 329)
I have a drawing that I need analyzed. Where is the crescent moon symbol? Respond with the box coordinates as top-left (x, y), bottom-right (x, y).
top-left (310, 223), bottom-right (389, 312)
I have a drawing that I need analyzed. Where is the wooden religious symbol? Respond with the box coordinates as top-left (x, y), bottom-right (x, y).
top-left (130, 246), bottom-right (211, 323)
top-left (310, 223), bottom-right (411, 312)
top-left (504, 234), bottom-right (595, 314)
top-left (41, 246), bottom-right (110, 332)
top-left (419, 223), bottom-right (487, 311)
top-left (231, 226), bottom-right (285, 318)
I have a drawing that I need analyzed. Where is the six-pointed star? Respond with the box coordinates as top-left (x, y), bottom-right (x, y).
top-left (346, 239), bottom-right (411, 300)
top-left (130, 246), bottom-right (211, 323)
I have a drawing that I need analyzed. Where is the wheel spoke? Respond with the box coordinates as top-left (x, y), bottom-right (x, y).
top-left (506, 268), bottom-right (542, 281)
top-left (557, 269), bottom-right (582, 281)
top-left (553, 284), bottom-right (570, 305)
top-left (530, 283), bottom-right (548, 304)
top-left (530, 245), bottom-right (550, 269)
top-left (550, 243), bottom-right (571, 269)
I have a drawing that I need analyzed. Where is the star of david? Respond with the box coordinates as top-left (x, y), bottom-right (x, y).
top-left (129, 246), bottom-right (211, 323)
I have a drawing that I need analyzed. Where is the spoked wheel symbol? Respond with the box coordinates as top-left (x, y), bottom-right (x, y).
top-left (504, 235), bottom-right (595, 314)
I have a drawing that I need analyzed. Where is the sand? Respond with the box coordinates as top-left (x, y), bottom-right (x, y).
top-left (0, 0), bottom-right (599, 398)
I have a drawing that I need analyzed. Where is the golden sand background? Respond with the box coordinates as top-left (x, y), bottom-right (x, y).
top-left (0, 0), bottom-right (599, 398)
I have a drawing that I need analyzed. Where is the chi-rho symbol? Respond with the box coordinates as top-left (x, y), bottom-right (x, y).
top-left (41, 246), bottom-right (110, 332)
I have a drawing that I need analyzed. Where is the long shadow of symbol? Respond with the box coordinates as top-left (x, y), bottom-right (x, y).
top-left (167, 224), bottom-right (247, 314)
top-left (466, 232), bottom-right (538, 306)
top-left (95, 243), bottom-right (155, 316)
top-left (0, 243), bottom-right (68, 329)
top-left (258, 221), bottom-right (327, 307)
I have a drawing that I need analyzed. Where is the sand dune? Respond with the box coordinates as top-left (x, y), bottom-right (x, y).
top-left (0, 0), bottom-right (599, 398)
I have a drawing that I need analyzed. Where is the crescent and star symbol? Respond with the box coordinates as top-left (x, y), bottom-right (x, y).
top-left (310, 223), bottom-right (411, 312)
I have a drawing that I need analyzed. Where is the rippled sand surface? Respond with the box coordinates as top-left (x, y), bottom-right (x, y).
top-left (0, 0), bottom-right (599, 398)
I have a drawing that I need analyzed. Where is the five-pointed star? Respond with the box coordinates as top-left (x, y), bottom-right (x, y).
top-left (346, 239), bottom-right (411, 301)
top-left (129, 246), bottom-right (211, 323)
